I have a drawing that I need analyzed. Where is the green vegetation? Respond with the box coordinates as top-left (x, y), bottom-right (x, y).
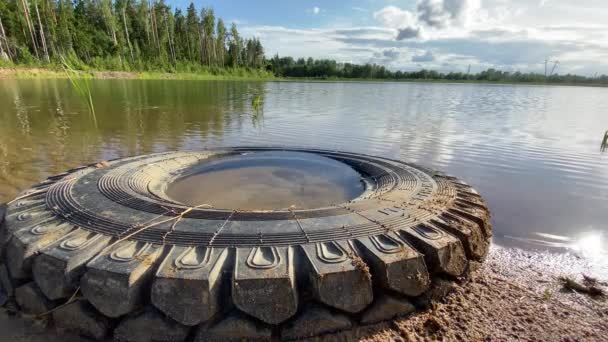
top-left (61, 58), bottom-right (96, 125)
top-left (251, 94), bottom-right (262, 110)
top-left (0, 1), bottom-right (606, 85)
top-left (601, 131), bottom-right (608, 152)
top-left (251, 93), bottom-right (263, 127)
top-left (0, 0), bottom-right (264, 72)
top-left (267, 56), bottom-right (608, 86)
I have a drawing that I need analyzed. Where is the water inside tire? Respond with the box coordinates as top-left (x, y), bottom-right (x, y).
top-left (166, 151), bottom-right (365, 210)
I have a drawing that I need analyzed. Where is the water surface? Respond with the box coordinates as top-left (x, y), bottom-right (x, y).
top-left (166, 151), bottom-right (364, 210)
top-left (1, 79), bottom-right (607, 262)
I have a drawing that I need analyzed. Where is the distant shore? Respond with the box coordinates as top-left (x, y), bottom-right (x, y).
top-left (2, 67), bottom-right (608, 88)
top-left (0, 67), bottom-right (275, 81)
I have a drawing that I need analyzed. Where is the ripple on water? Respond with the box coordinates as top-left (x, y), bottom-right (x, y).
top-left (0, 79), bottom-right (607, 261)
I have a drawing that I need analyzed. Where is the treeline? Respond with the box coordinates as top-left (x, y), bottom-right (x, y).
top-left (0, 0), bottom-right (265, 72)
top-left (0, 1), bottom-right (606, 84)
top-left (267, 56), bottom-right (608, 85)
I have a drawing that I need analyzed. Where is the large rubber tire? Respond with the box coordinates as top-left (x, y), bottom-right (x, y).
top-left (0, 148), bottom-right (491, 341)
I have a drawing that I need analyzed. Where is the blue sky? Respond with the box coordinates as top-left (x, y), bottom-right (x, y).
top-left (167, 1), bottom-right (608, 75)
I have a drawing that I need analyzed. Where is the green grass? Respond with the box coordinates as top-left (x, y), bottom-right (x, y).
top-left (251, 94), bottom-right (263, 109)
top-left (601, 131), bottom-right (608, 152)
top-left (61, 58), bottom-right (97, 127)
top-left (251, 94), bottom-right (264, 127)
top-left (0, 65), bottom-right (275, 81)
top-left (4, 66), bottom-right (608, 87)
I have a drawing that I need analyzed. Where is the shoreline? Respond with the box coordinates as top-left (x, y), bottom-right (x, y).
top-left (1, 67), bottom-right (607, 88)
top-left (1, 244), bottom-right (605, 341)
top-left (0, 67), bottom-right (276, 81)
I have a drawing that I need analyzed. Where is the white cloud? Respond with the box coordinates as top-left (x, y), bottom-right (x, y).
top-left (374, 6), bottom-right (418, 30)
top-left (312, 6), bottom-right (320, 15)
top-left (242, 0), bottom-right (608, 75)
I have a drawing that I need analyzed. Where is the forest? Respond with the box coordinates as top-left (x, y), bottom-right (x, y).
top-left (0, 0), bottom-right (607, 85)
top-left (0, 0), bottom-right (264, 72)
top-left (267, 56), bottom-right (608, 85)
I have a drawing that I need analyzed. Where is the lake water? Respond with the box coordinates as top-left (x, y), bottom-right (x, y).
top-left (1, 79), bottom-right (607, 262)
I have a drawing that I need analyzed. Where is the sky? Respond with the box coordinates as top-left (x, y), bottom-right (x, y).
top-left (169, 0), bottom-right (608, 75)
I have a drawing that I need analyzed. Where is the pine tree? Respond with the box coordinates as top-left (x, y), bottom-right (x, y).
top-left (228, 22), bottom-right (240, 67)
top-left (202, 8), bottom-right (215, 65)
top-left (33, 0), bottom-right (50, 61)
top-left (20, 0), bottom-right (40, 58)
top-left (216, 18), bottom-right (225, 67)
top-left (0, 0), bottom-right (266, 71)
top-left (185, 2), bottom-right (198, 61)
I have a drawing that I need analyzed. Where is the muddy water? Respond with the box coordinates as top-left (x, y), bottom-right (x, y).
top-left (166, 151), bottom-right (364, 210)
top-left (0, 79), bottom-right (607, 264)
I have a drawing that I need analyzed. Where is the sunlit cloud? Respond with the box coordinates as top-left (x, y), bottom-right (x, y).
top-left (242, 0), bottom-right (608, 75)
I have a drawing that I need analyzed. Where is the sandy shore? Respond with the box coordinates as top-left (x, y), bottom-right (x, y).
top-left (0, 67), bottom-right (271, 81)
top-left (1, 245), bottom-right (606, 341)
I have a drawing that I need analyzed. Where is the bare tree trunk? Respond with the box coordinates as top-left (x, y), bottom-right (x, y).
top-left (101, 1), bottom-right (118, 47)
top-left (163, 11), bottom-right (175, 65)
top-left (122, 6), bottom-right (134, 63)
top-left (211, 39), bottom-right (215, 66)
top-left (149, 1), bottom-right (160, 55)
top-left (0, 15), bottom-right (11, 61)
top-left (0, 25), bottom-right (5, 60)
top-left (199, 28), bottom-right (205, 65)
top-left (34, 1), bottom-right (50, 62)
top-left (21, 0), bottom-right (40, 59)
top-left (42, 0), bottom-right (56, 57)
top-left (186, 31), bottom-right (192, 61)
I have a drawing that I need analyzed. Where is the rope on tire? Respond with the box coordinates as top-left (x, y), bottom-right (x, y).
top-left (34, 203), bottom-right (213, 319)
top-left (35, 286), bottom-right (81, 318)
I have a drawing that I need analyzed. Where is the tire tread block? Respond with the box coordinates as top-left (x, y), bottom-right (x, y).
top-left (281, 304), bottom-right (352, 340)
top-left (399, 224), bottom-right (468, 277)
top-left (301, 241), bottom-right (373, 313)
top-left (53, 299), bottom-right (112, 340)
top-left (14, 281), bottom-right (56, 315)
top-left (194, 311), bottom-right (272, 342)
top-left (114, 307), bottom-right (191, 342)
top-left (360, 294), bottom-right (416, 324)
top-left (33, 228), bottom-right (112, 300)
top-left (433, 214), bottom-right (489, 260)
top-left (355, 233), bottom-right (430, 296)
top-left (232, 246), bottom-right (297, 324)
top-left (81, 241), bottom-right (164, 318)
top-left (5, 219), bottom-right (74, 280)
top-left (152, 246), bottom-right (228, 326)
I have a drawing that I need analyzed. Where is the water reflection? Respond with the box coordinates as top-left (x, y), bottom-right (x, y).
top-left (1, 79), bottom-right (607, 261)
top-left (166, 151), bottom-right (364, 210)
